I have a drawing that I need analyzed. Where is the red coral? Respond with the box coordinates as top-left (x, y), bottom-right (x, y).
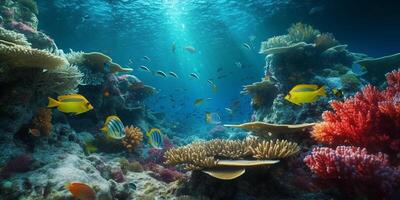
top-left (312, 70), bottom-right (400, 153)
top-left (304, 146), bottom-right (400, 196)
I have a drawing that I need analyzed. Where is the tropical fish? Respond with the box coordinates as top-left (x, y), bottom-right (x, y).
top-left (242, 43), bottom-right (251, 50)
top-left (184, 46), bottom-right (196, 53)
top-left (351, 63), bottom-right (367, 76)
top-left (189, 73), bottom-right (199, 79)
top-left (143, 56), bottom-right (151, 62)
top-left (225, 108), bottom-right (233, 115)
top-left (65, 182), bottom-right (96, 200)
top-left (172, 42), bottom-right (176, 53)
top-left (146, 128), bottom-right (163, 149)
top-left (28, 128), bottom-right (40, 137)
top-left (207, 80), bottom-right (218, 93)
top-left (128, 59), bottom-right (134, 65)
top-left (332, 88), bottom-right (343, 98)
top-left (284, 84), bottom-right (326, 105)
top-left (205, 112), bottom-right (221, 124)
top-left (235, 62), bottom-right (242, 68)
top-left (47, 94), bottom-right (93, 115)
top-left (81, 14), bottom-right (89, 23)
top-left (100, 115), bottom-right (126, 139)
top-left (169, 71), bottom-right (179, 78)
top-left (156, 70), bottom-right (167, 77)
top-left (84, 142), bottom-right (98, 154)
top-left (139, 65), bottom-right (150, 72)
top-left (194, 98), bottom-right (204, 106)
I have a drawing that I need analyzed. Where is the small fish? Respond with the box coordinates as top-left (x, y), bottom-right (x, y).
top-left (172, 42), bottom-right (176, 53)
top-left (100, 115), bottom-right (126, 139)
top-left (65, 182), bottom-right (96, 200)
top-left (225, 108), bottom-right (233, 114)
top-left (128, 59), bottom-right (134, 65)
top-left (194, 98), bottom-right (204, 106)
top-left (84, 142), bottom-right (98, 154)
top-left (139, 65), bottom-right (150, 72)
top-left (207, 80), bottom-right (218, 93)
top-left (242, 43), bottom-right (251, 50)
top-left (156, 70), bottom-right (167, 77)
top-left (189, 73), bottom-right (199, 79)
top-left (184, 46), bottom-right (196, 53)
top-left (351, 63), bottom-right (367, 76)
top-left (206, 98), bottom-right (213, 101)
top-left (205, 112), bottom-right (221, 124)
top-left (284, 84), bottom-right (326, 105)
top-left (47, 94), bottom-right (93, 115)
top-left (235, 62), bottom-right (242, 68)
top-left (146, 128), bottom-right (163, 149)
top-left (81, 14), bottom-right (89, 22)
top-left (332, 88), bottom-right (343, 98)
top-left (143, 56), bottom-right (151, 62)
top-left (169, 71), bottom-right (179, 78)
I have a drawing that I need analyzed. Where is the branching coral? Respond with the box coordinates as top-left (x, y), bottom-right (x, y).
top-left (31, 108), bottom-right (52, 136)
top-left (304, 146), bottom-right (400, 196)
top-left (121, 126), bottom-right (143, 152)
top-left (0, 40), bottom-right (68, 69)
top-left (164, 138), bottom-right (300, 170)
top-left (0, 27), bottom-right (31, 46)
top-left (312, 70), bottom-right (400, 154)
top-left (287, 22), bottom-right (320, 43)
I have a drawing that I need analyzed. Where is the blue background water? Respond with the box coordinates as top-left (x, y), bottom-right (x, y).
top-left (36, 0), bottom-right (400, 134)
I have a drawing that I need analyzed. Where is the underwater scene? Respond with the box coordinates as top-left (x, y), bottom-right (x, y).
top-left (0, 0), bottom-right (400, 199)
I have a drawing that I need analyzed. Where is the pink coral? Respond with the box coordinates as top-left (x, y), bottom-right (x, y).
top-left (312, 70), bottom-right (400, 154)
top-left (10, 21), bottom-right (36, 34)
top-left (304, 146), bottom-right (400, 196)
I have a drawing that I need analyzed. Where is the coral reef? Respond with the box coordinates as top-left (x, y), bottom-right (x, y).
top-left (312, 70), bottom-right (400, 154)
top-left (31, 108), bottom-right (52, 136)
top-left (287, 22), bottom-right (320, 43)
top-left (304, 146), bottom-right (400, 198)
top-left (0, 27), bottom-right (30, 46)
top-left (122, 126), bottom-right (143, 152)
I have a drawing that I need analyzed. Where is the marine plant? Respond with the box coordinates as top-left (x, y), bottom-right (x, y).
top-left (304, 146), bottom-right (400, 198)
top-left (121, 126), bottom-right (143, 152)
top-left (164, 138), bottom-right (300, 170)
top-left (312, 70), bottom-right (400, 154)
top-left (31, 107), bottom-right (52, 136)
top-left (287, 22), bottom-right (320, 43)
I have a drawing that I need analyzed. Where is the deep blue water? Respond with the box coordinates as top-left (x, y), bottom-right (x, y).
top-left (36, 0), bottom-right (400, 132)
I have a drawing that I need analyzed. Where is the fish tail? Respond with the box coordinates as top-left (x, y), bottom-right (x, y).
top-left (317, 86), bottom-right (327, 96)
top-left (47, 97), bottom-right (60, 108)
top-left (100, 126), bottom-right (107, 133)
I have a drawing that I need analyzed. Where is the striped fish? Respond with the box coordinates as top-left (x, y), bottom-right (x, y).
top-left (100, 115), bottom-right (126, 139)
top-left (146, 128), bottom-right (163, 149)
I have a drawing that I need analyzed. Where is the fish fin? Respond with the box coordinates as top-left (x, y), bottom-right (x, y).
top-left (47, 97), bottom-right (60, 108)
top-left (316, 86), bottom-right (326, 96)
top-left (57, 94), bottom-right (85, 101)
top-left (100, 126), bottom-right (108, 133)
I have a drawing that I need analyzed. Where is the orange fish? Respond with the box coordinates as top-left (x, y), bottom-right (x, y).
top-left (28, 128), bottom-right (40, 137)
top-left (65, 182), bottom-right (96, 200)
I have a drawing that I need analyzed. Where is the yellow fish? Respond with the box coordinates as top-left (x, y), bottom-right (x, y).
top-left (100, 115), bottom-right (126, 140)
top-left (284, 84), bottom-right (326, 105)
top-left (146, 128), bottom-right (163, 149)
top-left (47, 94), bottom-right (93, 115)
top-left (194, 98), bottom-right (204, 106)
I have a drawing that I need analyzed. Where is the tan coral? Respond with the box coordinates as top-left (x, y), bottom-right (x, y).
top-left (31, 108), bottom-right (52, 136)
top-left (0, 40), bottom-right (68, 69)
top-left (82, 52), bottom-right (132, 73)
top-left (121, 126), bottom-right (143, 152)
top-left (0, 27), bottom-right (31, 46)
top-left (224, 121), bottom-right (315, 137)
top-left (287, 22), bottom-right (320, 43)
top-left (248, 139), bottom-right (300, 159)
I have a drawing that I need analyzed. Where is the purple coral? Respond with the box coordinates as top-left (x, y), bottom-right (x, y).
top-left (111, 166), bottom-right (125, 183)
top-left (10, 21), bottom-right (36, 34)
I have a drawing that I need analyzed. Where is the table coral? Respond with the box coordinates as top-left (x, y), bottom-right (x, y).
top-left (312, 70), bottom-right (400, 154)
top-left (304, 146), bottom-right (400, 196)
top-left (121, 126), bottom-right (143, 152)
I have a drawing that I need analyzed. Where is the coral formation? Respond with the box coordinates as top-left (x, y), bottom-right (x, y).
top-left (31, 108), bottom-right (52, 136)
top-left (164, 138), bottom-right (299, 170)
top-left (122, 126), bottom-right (143, 152)
top-left (0, 27), bottom-right (30, 46)
top-left (312, 70), bottom-right (400, 154)
top-left (287, 22), bottom-right (320, 43)
top-left (304, 146), bottom-right (400, 197)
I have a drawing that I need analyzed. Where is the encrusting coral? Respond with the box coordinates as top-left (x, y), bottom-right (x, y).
top-left (31, 108), bottom-right (52, 136)
top-left (164, 138), bottom-right (300, 171)
top-left (312, 70), bottom-right (400, 154)
top-left (121, 126), bottom-right (143, 152)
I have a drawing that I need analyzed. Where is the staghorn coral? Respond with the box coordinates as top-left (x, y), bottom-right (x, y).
top-left (33, 64), bottom-right (83, 95)
top-left (121, 126), bottom-right (143, 152)
top-left (249, 139), bottom-right (300, 159)
top-left (0, 27), bottom-right (30, 46)
top-left (31, 108), bottom-right (52, 136)
top-left (287, 22), bottom-right (320, 43)
top-left (312, 70), bottom-right (400, 154)
top-left (0, 40), bottom-right (68, 69)
top-left (164, 138), bottom-right (299, 170)
top-left (304, 146), bottom-right (400, 197)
